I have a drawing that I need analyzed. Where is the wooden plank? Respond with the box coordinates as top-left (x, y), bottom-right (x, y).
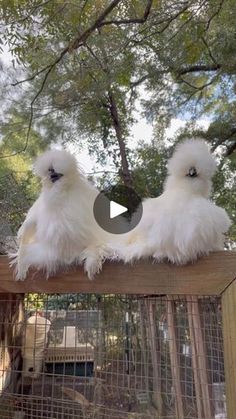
top-left (145, 300), bottom-right (163, 415)
top-left (190, 296), bottom-right (213, 418)
top-left (167, 298), bottom-right (184, 418)
top-left (222, 279), bottom-right (236, 419)
top-left (0, 251), bottom-right (235, 295)
top-left (187, 298), bottom-right (203, 418)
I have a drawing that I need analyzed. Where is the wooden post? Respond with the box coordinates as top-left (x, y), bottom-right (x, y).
top-left (187, 297), bottom-right (203, 418)
top-left (222, 278), bottom-right (236, 419)
top-left (145, 299), bottom-right (163, 416)
top-left (187, 296), bottom-right (214, 419)
top-left (167, 298), bottom-right (184, 418)
top-left (138, 300), bottom-right (149, 397)
top-left (191, 297), bottom-right (213, 418)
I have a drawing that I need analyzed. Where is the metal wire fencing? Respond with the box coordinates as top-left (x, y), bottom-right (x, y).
top-left (0, 293), bottom-right (226, 419)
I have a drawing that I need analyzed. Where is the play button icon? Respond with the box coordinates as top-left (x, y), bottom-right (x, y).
top-left (93, 185), bottom-right (143, 234)
top-left (110, 201), bottom-right (127, 219)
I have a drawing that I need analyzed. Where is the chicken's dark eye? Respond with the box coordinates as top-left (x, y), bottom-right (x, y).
top-left (48, 167), bottom-right (63, 183)
top-left (187, 167), bottom-right (198, 178)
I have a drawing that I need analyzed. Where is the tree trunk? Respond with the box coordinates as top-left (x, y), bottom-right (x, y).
top-left (96, 30), bottom-right (133, 188)
top-left (108, 90), bottom-right (133, 188)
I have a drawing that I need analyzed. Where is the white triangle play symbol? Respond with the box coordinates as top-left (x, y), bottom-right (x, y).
top-left (110, 201), bottom-right (128, 219)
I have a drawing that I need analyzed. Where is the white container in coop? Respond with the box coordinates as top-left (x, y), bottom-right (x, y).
top-left (45, 326), bottom-right (94, 377)
top-left (22, 313), bottom-right (51, 378)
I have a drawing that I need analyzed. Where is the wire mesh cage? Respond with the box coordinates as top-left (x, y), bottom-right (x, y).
top-left (0, 293), bottom-right (226, 419)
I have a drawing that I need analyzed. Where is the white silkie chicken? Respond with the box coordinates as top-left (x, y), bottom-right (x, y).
top-left (10, 149), bottom-right (112, 280)
top-left (117, 139), bottom-right (231, 264)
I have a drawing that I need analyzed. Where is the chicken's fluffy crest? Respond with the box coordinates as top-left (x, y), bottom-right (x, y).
top-left (167, 138), bottom-right (217, 179)
top-left (34, 149), bottom-right (78, 179)
top-left (165, 138), bottom-right (217, 197)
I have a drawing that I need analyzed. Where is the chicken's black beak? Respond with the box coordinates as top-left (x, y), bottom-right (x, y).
top-left (186, 166), bottom-right (198, 178)
top-left (48, 167), bottom-right (63, 183)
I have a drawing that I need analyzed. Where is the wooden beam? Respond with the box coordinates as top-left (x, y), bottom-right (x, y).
top-left (222, 279), bottom-right (236, 419)
top-left (0, 251), bottom-right (235, 295)
top-left (190, 296), bottom-right (213, 418)
top-left (187, 298), bottom-right (203, 418)
top-left (167, 298), bottom-right (184, 418)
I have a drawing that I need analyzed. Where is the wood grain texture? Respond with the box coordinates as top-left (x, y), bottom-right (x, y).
top-left (167, 298), bottom-right (184, 418)
top-left (222, 279), bottom-right (236, 419)
top-left (186, 298), bottom-right (203, 418)
top-left (0, 251), bottom-right (235, 295)
top-left (189, 296), bottom-right (213, 418)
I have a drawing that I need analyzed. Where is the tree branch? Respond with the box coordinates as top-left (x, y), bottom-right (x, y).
top-left (205, 0), bottom-right (225, 31)
top-left (130, 74), bottom-right (149, 88)
top-left (224, 141), bottom-right (236, 157)
top-left (178, 76), bottom-right (199, 90)
top-left (211, 128), bottom-right (236, 152)
top-left (3, 0), bottom-right (123, 158)
top-left (201, 36), bottom-right (218, 65)
top-left (166, 1), bottom-right (205, 44)
top-left (11, 63), bottom-right (53, 86)
top-left (179, 71), bottom-right (220, 92)
top-left (99, 0), bottom-right (153, 26)
top-left (129, 3), bottom-right (190, 46)
top-left (12, 0), bottom-right (122, 88)
top-left (85, 44), bottom-right (107, 73)
top-left (179, 74), bottom-right (218, 106)
top-left (70, 0), bottom-right (123, 50)
top-left (177, 64), bottom-right (221, 76)
top-left (9, 0), bottom-right (53, 25)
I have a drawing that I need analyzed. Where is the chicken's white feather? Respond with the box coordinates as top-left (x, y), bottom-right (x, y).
top-left (10, 149), bottom-right (113, 280)
top-left (115, 138), bottom-right (231, 264)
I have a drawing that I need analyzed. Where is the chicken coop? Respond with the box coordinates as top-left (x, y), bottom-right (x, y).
top-left (0, 252), bottom-right (235, 419)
